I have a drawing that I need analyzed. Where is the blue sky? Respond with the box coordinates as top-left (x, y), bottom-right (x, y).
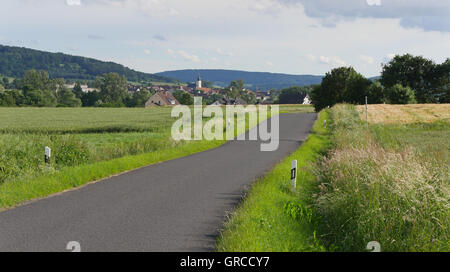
top-left (1, 0), bottom-right (449, 77)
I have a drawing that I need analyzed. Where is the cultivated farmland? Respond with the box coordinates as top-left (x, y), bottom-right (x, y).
top-left (356, 104), bottom-right (450, 124)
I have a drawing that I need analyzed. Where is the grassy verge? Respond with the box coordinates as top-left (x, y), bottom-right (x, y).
top-left (313, 104), bottom-right (449, 252)
top-left (0, 139), bottom-right (224, 209)
top-left (217, 110), bottom-right (331, 252)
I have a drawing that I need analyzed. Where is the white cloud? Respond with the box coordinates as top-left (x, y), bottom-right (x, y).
top-left (319, 56), bottom-right (346, 66)
top-left (305, 54), bottom-right (316, 61)
top-left (177, 50), bottom-right (200, 62)
top-left (66, 0), bottom-right (81, 6)
top-left (144, 49), bottom-right (151, 55)
top-left (265, 60), bottom-right (274, 66)
top-left (366, 0), bottom-right (381, 7)
top-left (216, 48), bottom-right (234, 57)
top-left (94, 0), bottom-right (180, 17)
top-left (360, 54), bottom-right (374, 64)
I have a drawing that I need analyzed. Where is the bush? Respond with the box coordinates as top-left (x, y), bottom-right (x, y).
top-left (385, 84), bottom-right (417, 104)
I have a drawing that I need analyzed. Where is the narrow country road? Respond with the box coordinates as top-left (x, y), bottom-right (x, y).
top-left (0, 113), bottom-right (317, 252)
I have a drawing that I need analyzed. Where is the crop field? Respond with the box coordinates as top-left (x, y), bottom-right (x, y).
top-left (356, 104), bottom-right (450, 124)
top-left (0, 107), bottom-right (175, 133)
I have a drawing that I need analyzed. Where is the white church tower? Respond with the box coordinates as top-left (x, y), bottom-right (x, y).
top-left (196, 76), bottom-right (202, 89)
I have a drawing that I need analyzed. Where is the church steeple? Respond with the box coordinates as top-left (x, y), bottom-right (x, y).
top-left (196, 75), bottom-right (202, 89)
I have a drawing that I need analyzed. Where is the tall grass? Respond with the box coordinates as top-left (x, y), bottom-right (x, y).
top-left (313, 104), bottom-right (449, 251)
top-left (0, 133), bottom-right (179, 184)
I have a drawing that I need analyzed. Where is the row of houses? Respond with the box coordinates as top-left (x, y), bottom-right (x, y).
top-left (66, 77), bottom-right (311, 107)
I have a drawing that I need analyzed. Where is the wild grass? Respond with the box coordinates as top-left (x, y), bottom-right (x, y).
top-left (313, 104), bottom-right (449, 252)
top-left (217, 110), bottom-right (331, 252)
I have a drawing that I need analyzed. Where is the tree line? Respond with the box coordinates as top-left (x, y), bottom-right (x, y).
top-left (311, 54), bottom-right (449, 111)
top-left (0, 70), bottom-right (153, 107)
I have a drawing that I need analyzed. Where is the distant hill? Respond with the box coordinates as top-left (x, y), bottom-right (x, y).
top-left (155, 69), bottom-right (323, 91)
top-left (0, 44), bottom-right (178, 83)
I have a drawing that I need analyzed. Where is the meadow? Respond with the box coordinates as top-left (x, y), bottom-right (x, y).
top-left (0, 105), bottom-right (315, 208)
top-left (314, 104), bottom-right (449, 251)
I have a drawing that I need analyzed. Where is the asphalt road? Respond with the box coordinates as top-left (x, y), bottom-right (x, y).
top-left (0, 113), bottom-right (317, 252)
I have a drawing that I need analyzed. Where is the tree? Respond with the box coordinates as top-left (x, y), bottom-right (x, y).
top-left (311, 67), bottom-right (370, 111)
top-left (23, 89), bottom-right (57, 107)
top-left (366, 80), bottom-right (385, 104)
top-left (229, 80), bottom-right (245, 99)
top-left (385, 84), bottom-right (417, 104)
top-left (381, 54), bottom-right (439, 103)
top-left (173, 90), bottom-right (194, 105)
top-left (81, 91), bottom-right (100, 107)
top-left (278, 86), bottom-right (308, 104)
top-left (242, 92), bottom-right (256, 104)
top-left (96, 73), bottom-right (128, 106)
top-left (72, 82), bottom-right (84, 99)
top-left (2, 77), bottom-right (8, 88)
top-left (431, 58), bottom-right (450, 103)
top-left (124, 90), bottom-right (152, 107)
top-left (57, 88), bottom-right (82, 107)
top-left (21, 69), bottom-right (51, 93)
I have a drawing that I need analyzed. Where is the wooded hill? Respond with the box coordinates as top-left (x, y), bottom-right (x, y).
top-left (0, 45), bottom-right (178, 83)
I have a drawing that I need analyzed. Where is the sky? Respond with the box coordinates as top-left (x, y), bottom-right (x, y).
top-left (0, 0), bottom-right (449, 77)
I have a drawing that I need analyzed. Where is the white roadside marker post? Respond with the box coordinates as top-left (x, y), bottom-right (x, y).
top-left (291, 160), bottom-right (297, 191)
top-left (366, 241), bottom-right (381, 252)
top-left (45, 146), bottom-right (51, 165)
top-left (323, 119), bottom-right (327, 128)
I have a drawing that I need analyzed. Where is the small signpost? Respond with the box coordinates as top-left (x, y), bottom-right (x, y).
top-left (323, 119), bottom-right (327, 128)
top-left (45, 146), bottom-right (51, 165)
top-left (291, 160), bottom-right (297, 191)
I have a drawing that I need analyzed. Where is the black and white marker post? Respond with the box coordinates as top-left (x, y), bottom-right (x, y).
top-left (45, 146), bottom-right (51, 165)
top-left (291, 160), bottom-right (297, 191)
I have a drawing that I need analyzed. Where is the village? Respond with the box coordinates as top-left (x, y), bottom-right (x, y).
top-left (64, 76), bottom-right (312, 107)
